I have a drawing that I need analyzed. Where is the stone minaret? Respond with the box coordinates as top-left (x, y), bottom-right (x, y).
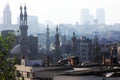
top-left (46, 25), bottom-right (50, 54)
top-left (72, 32), bottom-right (77, 55)
top-left (55, 26), bottom-right (60, 51)
top-left (19, 5), bottom-right (28, 58)
top-left (54, 26), bottom-right (61, 63)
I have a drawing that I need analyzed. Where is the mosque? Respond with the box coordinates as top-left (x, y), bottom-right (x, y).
top-left (10, 5), bottom-right (38, 59)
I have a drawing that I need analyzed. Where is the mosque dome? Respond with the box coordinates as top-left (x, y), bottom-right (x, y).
top-left (11, 44), bottom-right (30, 54)
top-left (11, 44), bottom-right (21, 54)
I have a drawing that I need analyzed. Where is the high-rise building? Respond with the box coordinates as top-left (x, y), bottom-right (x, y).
top-left (96, 8), bottom-right (105, 24)
top-left (3, 4), bottom-right (11, 25)
top-left (80, 8), bottom-right (90, 25)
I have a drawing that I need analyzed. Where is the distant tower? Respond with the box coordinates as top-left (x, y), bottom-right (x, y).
top-left (93, 35), bottom-right (101, 62)
top-left (72, 32), bottom-right (77, 54)
top-left (54, 26), bottom-right (61, 63)
top-left (80, 8), bottom-right (90, 25)
top-left (46, 25), bottom-right (50, 54)
top-left (19, 5), bottom-right (28, 58)
top-left (96, 8), bottom-right (105, 24)
top-left (93, 35), bottom-right (98, 45)
top-left (55, 26), bottom-right (60, 50)
top-left (3, 4), bottom-right (11, 25)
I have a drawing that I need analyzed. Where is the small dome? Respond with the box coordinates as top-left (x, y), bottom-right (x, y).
top-left (11, 44), bottom-right (20, 54)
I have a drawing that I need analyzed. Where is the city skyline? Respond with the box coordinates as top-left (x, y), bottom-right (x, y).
top-left (0, 0), bottom-right (120, 24)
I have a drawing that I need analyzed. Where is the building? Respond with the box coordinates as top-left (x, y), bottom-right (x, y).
top-left (80, 8), bottom-right (90, 25)
top-left (28, 35), bottom-right (38, 54)
top-left (3, 4), bottom-right (11, 26)
top-left (15, 58), bottom-right (72, 80)
top-left (37, 33), bottom-right (46, 47)
top-left (1, 30), bottom-right (15, 37)
top-left (117, 44), bottom-right (120, 61)
top-left (78, 36), bottom-right (92, 63)
top-left (96, 8), bottom-right (105, 25)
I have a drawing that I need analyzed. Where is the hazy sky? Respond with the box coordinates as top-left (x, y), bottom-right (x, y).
top-left (0, 0), bottom-right (120, 24)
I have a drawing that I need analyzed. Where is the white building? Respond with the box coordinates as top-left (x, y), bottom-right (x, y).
top-left (96, 8), bottom-right (105, 25)
top-left (3, 4), bottom-right (11, 26)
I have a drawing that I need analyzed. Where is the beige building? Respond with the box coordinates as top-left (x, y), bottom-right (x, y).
top-left (15, 58), bottom-right (72, 80)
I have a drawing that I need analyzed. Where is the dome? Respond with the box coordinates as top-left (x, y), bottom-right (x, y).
top-left (11, 44), bottom-right (20, 54)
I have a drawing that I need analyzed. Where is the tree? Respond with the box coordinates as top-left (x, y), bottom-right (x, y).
top-left (0, 33), bottom-right (17, 80)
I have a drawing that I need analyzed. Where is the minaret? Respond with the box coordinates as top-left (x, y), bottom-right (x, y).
top-left (46, 25), bottom-right (50, 54)
top-left (93, 35), bottom-right (98, 45)
top-left (93, 35), bottom-right (100, 62)
top-left (54, 26), bottom-right (61, 63)
top-left (24, 5), bottom-right (27, 25)
top-left (19, 5), bottom-right (28, 58)
top-left (72, 32), bottom-right (77, 54)
top-left (55, 26), bottom-right (60, 50)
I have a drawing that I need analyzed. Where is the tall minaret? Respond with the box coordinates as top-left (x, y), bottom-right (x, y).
top-left (55, 26), bottom-right (60, 50)
top-left (72, 32), bottom-right (77, 54)
top-left (54, 26), bottom-right (61, 63)
top-left (46, 25), bottom-right (50, 54)
top-left (19, 5), bottom-right (28, 58)
top-left (93, 35), bottom-right (100, 62)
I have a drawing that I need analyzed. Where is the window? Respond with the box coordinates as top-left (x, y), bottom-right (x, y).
top-left (27, 72), bottom-right (30, 78)
top-left (82, 49), bottom-right (86, 52)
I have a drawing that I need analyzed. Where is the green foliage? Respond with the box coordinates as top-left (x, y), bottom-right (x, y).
top-left (0, 33), bottom-right (17, 80)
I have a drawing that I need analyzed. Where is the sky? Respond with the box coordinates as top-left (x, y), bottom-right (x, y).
top-left (0, 0), bottom-right (120, 24)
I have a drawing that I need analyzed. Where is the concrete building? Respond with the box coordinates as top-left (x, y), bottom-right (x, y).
top-left (117, 44), bottom-right (120, 61)
top-left (78, 36), bottom-right (92, 63)
top-left (1, 30), bottom-right (15, 37)
top-left (96, 8), bottom-right (105, 24)
top-left (3, 4), bottom-right (11, 26)
top-left (37, 33), bottom-right (46, 47)
top-left (15, 58), bottom-right (72, 80)
top-left (28, 35), bottom-right (38, 54)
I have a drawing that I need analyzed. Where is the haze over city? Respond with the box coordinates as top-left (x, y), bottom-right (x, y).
top-left (1, 0), bottom-right (120, 80)
top-left (0, 0), bottom-right (120, 24)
